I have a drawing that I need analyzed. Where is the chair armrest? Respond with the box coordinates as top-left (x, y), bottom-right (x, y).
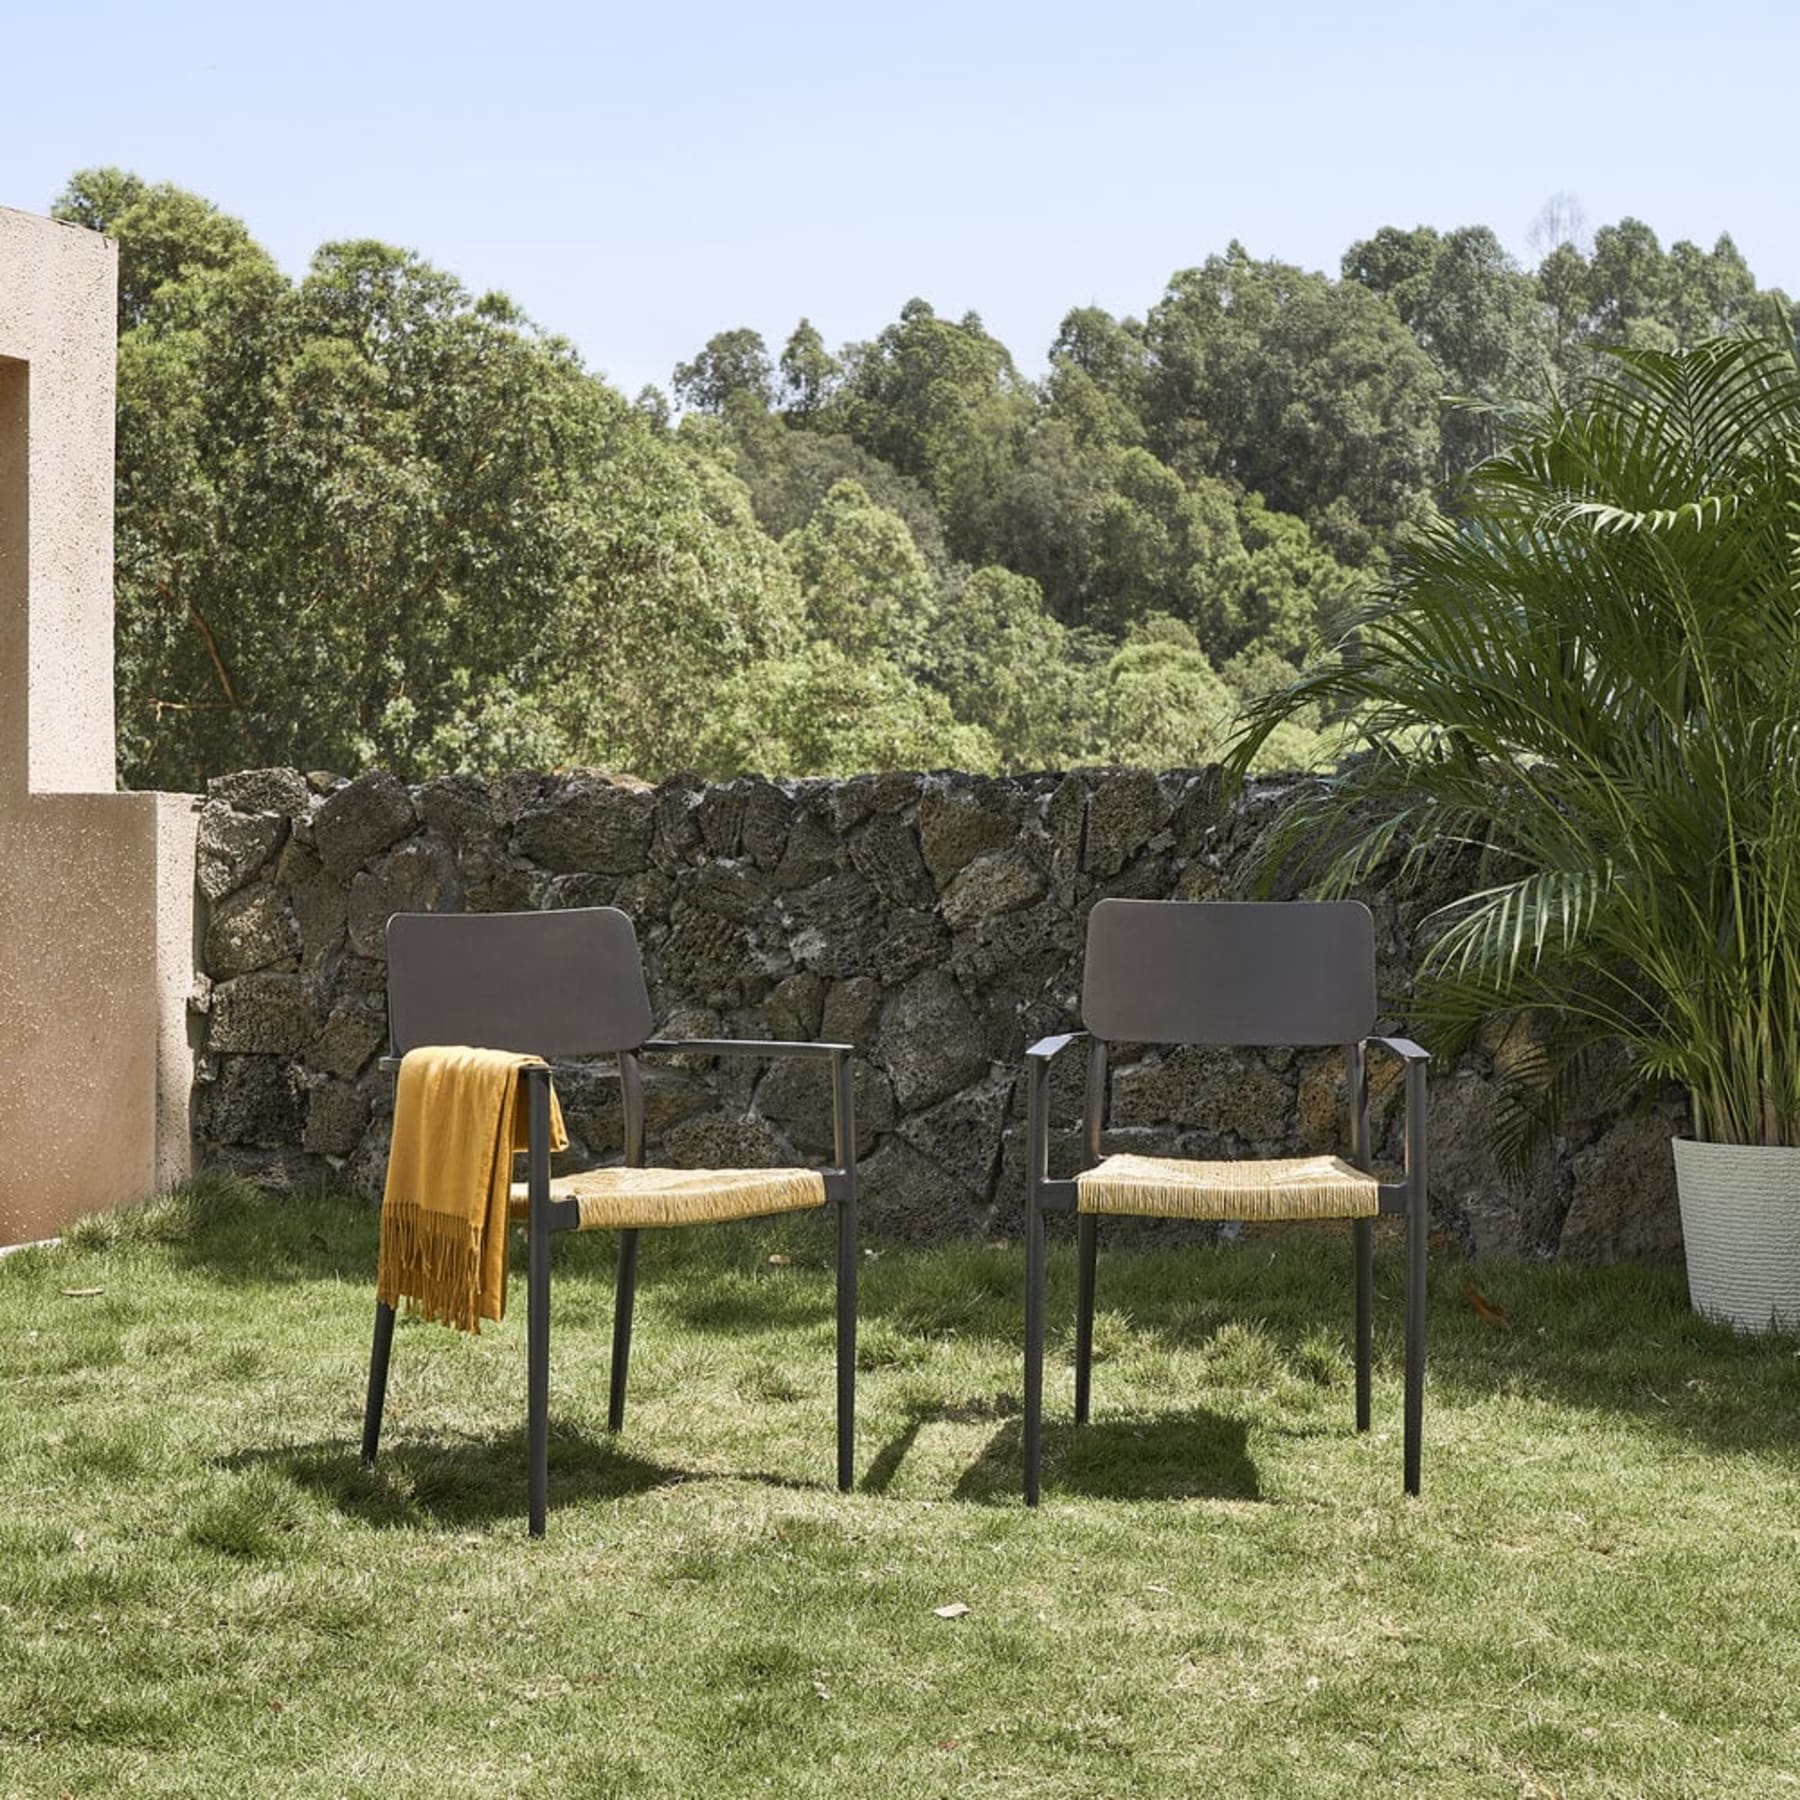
top-left (1024, 1032), bottom-right (1095, 1188)
top-left (1361, 1037), bottom-right (1428, 1207)
top-left (640, 1038), bottom-right (851, 1062)
top-left (377, 1054), bottom-right (565, 1076)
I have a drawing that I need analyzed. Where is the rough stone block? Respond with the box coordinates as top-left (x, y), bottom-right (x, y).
top-left (314, 771), bottom-right (417, 873)
top-left (918, 782), bottom-right (1018, 885)
top-left (418, 773), bottom-right (495, 846)
top-left (741, 780), bottom-right (796, 870)
top-left (204, 1056), bottom-right (304, 1146)
top-left (859, 1136), bottom-right (986, 1241)
top-left (766, 971), bottom-right (827, 1042)
top-left (1560, 1113), bottom-right (1684, 1262)
top-left (1168, 769), bottom-right (1225, 855)
top-left (347, 837), bottom-right (462, 958)
top-left (849, 814), bottom-right (934, 909)
top-left (1083, 770), bottom-right (1170, 877)
top-left (1427, 1072), bottom-right (1565, 1256)
top-left (511, 772), bottom-right (655, 874)
top-left (782, 872), bottom-right (880, 978)
top-left (1111, 1046), bottom-right (1294, 1144)
top-left (205, 884), bottom-right (300, 979)
top-left (291, 856), bottom-right (349, 966)
top-left (197, 800), bottom-right (287, 902)
top-left (652, 776), bottom-right (705, 867)
top-left (880, 969), bottom-right (989, 1113)
top-left (207, 768), bottom-right (310, 817)
top-left (660, 902), bottom-right (771, 1008)
top-left (656, 1111), bottom-right (788, 1169)
top-left (207, 973), bottom-right (321, 1057)
top-left (681, 860), bottom-right (773, 924)
top-left (547, 1059), bottom-right (625, 1159)
top-left (773, 808), bottom-right (841, 887)
top-left (303, 1079), bottom-right (370, 1157)
top-left (755, 1053), bottom-right (893, 1157)
top-left (314, 1004), bottom-right (385, 1081)
top-left (940, 850), bottom-right (1046, 929)
top-left (873, 909), bottom-right (948, 987)
top-left (899, 1079), bottom-right (1012, 1190)
top-left (698, 782), bottom-right (748, 857)
top-left (821, 976), bottom-right (883, 1048)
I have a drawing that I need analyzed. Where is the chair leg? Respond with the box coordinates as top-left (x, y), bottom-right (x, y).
top-left (608, 1228), bottom-right (640, 1435)
top-left (361, 1301), bottom-right (396, 1468)
top-left (1073, 1214), bottom-right (1098, 1425)
top-left (1353, 1217), bottom-right (1373, 1433)
top-left (1023, 1195), bottom-right (1047, 1507)
top-left (836, 1186), bottom-right (857, 1493)
top-left (527, 1205), bottom-right (552, 1540)
top-left (1404, 1191), bottom-right (1426, 1497)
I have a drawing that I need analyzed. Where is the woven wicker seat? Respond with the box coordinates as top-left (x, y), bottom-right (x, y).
top-left (510, 1165), bottom-right (825, 1231)
top-left (1076, 1152), bottom-right (1378, 1222)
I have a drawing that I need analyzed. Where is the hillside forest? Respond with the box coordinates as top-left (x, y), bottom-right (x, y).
top-left (54, 171), bottom-right (1798, 791)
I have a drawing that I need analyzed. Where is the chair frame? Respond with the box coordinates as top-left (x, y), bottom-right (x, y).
top-left (359, 911), bottom-right (858, 1536)
top-left (1021, 907), bottom-right (1428, 1508)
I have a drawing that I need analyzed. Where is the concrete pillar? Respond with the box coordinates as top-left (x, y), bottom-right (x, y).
top-left (0, 206), bottom-right (198, 1244)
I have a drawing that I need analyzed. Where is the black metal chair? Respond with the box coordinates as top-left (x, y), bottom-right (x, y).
top-left (1022, 898), bottom-right (1428, 1506)
top-left (359, 906), bottom-right (858, 1535)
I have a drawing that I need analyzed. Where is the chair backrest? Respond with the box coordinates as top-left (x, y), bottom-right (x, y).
top-left (386, 907), bottom-right (654, 1058)
top-left (1082, 899), bottom-right (1375, 1046)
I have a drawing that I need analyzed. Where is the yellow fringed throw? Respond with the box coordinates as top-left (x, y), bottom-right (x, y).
top-left (1077, 1152), bottom-right (1379, 1222)
top-left (377, 1046), bottom-right (568, 1333)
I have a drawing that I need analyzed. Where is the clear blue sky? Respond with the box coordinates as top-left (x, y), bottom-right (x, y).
top-left (4, 0), bottom-right (1794, 397)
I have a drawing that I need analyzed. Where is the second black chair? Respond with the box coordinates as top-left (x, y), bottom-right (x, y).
top-left (1021, 898), bottom-right (1429, 1506)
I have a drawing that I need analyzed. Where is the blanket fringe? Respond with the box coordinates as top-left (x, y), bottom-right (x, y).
top-left (377, 1197), bottom-right (487, 1333)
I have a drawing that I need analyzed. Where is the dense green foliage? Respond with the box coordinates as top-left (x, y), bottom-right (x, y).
top-left (61, 170), bottom-right (1797, 788)
top-left (1231, 338), bottom-right (1800, 1149)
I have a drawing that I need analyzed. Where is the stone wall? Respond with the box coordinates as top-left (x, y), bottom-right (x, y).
top-left (190, 765), bottom-right (1683, 1259)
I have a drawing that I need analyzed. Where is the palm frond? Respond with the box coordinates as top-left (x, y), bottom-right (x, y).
top-left (1238, 334), bottom-right (1800, 1148)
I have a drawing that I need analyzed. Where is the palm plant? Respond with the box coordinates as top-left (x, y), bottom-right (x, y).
top-left (1228, 337), bottom-right (1800, 1151)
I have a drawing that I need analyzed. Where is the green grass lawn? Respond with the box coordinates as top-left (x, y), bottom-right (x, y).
top-left (3, 1179), bottom-right (1799, 1799)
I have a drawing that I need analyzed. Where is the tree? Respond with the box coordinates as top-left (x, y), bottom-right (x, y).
top-left (1046, 305), bottom-right (1149, 446)
top-left (781, 479), bottom-right (940, 669)
top-left (830, 299), bottom-right (1034, 559)
top-left (66, 172), bottom-right (803, 787)
top-left (54, 167), bottom-right (278, 330)
top-left (696, 641), bottom-right (997, 776)
top-left (672, 327), bottom-right (774, 414)
top-left (778, 318), bottom-right (840, 420)
top-left (1343, 224), bottom-right (1552, 472)
top-left (1141, 245), bottom-right (1442, 559)
top-left (698, 407), bottom-right (953, 574)
top-left (1196, 495), bottom-right (1372, 664)
top-left (928, 566), bottom-right (1103, 768)
top-left (1585, 218), bottom-right (1673, 347)
top-left (1097, 616), bottom-right (1236, 768)
top-left (1664, 233), bottom-right (1762, 343)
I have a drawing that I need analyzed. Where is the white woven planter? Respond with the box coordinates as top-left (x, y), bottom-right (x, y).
top-left (1672, 1139), bottom-right (1800, 1333)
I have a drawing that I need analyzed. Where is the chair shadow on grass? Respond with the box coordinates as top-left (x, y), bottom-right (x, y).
top-left (222, 1424), bottom-right (817, 1532)
top-left (860, 1394), bottom-right (1260, 1505)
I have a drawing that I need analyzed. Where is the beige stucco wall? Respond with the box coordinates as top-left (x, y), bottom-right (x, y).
top-left (0, 206), bottom-right (197, 1244)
